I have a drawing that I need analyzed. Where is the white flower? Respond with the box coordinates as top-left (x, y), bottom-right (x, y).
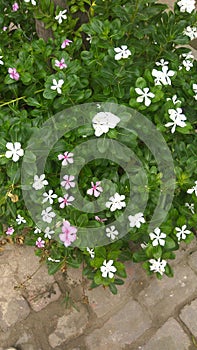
top-left (100, 259), bottom-right (117, 278)
top-left (177, 0), bottom-right (195, 13)
top-left (165, 108), bottom-right (187, 133)
top-left (105, 193), bottom-right (126, 212)
top-left (185, 203), bottom-right (195, 214)
top-left (92, 112), bottom-right (120, 137)
top-left (0, 56), bottom-right (4, 65)
top-left (155, 59), bottom-right (169, 67)
top-left (87, 247), bottom-right (95, 259)
top-left (5, 142), bottom-right (24, 162)
top-left (135, 87), bottom-right (155, 107)
top-left (41, 207), bottom-right (56, 223)
top-left (44, 227), bottom-right (55, 239)
top-left (193, 84), bottom-right (197, 100)
top-left (34, 226), bottom-right (42, 234)
top-left (55, 9), bottom-right (67, 24)
top-left (183, 26), bottom-right (197, 40)
top-left (149, 227), bottom-right (166, 246)
top-left (51, 79), bottom-right (64, 94)
top-left (32, 174), bottom-right (48, 190)
top-left (128, 212), bottom-right (145, 228)
top-left (187, 181), bottom-right (197, 197)
top-left (114, 45), bottom-right (131, 60)
top-left (175, 225), bottom-right (191, 242)
top-left (106, 226), bottom-right (119, 240)
top-left (152, 66), bottom-right (175, 86)
top-left (86, 34), bottom-right (92, 43)
top-left (149, 258), bottom-right (167, 275)
top-left (42, 190), bottom-right (57, 204)
top-left (166, 95), bottom-right (181, 105)
top-left (24, 0), bottom-right (36, 5)
top-left (16, 214), bottom-right (26, 225)
top-left (180, 52), bottom-right (194, 71)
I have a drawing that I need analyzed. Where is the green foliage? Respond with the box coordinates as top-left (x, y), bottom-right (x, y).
top-left (0, 0), bottom-right (196, 293)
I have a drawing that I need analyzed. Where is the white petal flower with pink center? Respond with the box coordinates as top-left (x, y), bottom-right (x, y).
top-left (55, 9), bottom-right (67, 24)
top-left (8, 67), bottom-right (20, 80)
top-left (61, 39), bottom-right (72, 48)
top-left (41, 207), bottom-right (56, 223)
top-left (106, 193), bottom-right (126, 212)
top-left (61, 175), bottom-right (75, 190)
top-left (92, 112), bottom-right (120, 137)
top-left (42, 190), bottom-right (57, 205)
top-left (175, 225), bottom-right (191, 242)
top-left (58, 194), bottom-right (75, 208)
top-left (58, 152), bottom-right (73, 166)
top-left (135, 87), bottom-right (155, 107)
top-left (128, 212), bottom-right (145, 228)
top-left (87, 181), bottom-right (103, 197)
top-left (59, 220), bottom-right (77, 247)
top-left (5, 142), bottom-right (24, 162)
top-left (51, 79), bottom-right (64, 94)
top-left (177, 0), bottom-right (195, 13)
top-left (100, 260), bottom-right (117, 278)
top-left (187, 181), bottom-right (197, 197)
top-left (55, 58), bottom-right (67, 69)
top-left (95, 216), bottom-right (107, 223)
top-left (36, 237), bottom-right (45, 248)
top-left (165, 108), bottom-right (187, 133)
top-left (32, 174), bottom-right (48, 190)
top-left (149, 227), bottom-right (166, 246)
top-left (114, 45), bottom-right (131, 60)
top-left (149, 258), bottom-right (167, 275)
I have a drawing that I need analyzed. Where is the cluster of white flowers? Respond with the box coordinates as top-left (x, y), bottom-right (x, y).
top-left (152, 60), bottom-right (175, 86)
top-left (183, 26), bottom-right (197, 40)
top-left (179, 52), bottom-right (194, 71)
top-left (165, 107), bottom-right (187, 133)
top-left (92, 112), bottom-right (120, 137)
top-left (177, 0), bottom-right (195, 13)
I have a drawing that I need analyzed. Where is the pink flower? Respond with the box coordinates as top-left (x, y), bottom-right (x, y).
top-left (58, 151), bottom-right (73, 166)
top-left (87, 181), bottom-right (103, 197)
top-left (8, 68), bottom-right (20, 81)
top-left (55, 58), bottom-right (67, 69)
top-left (61, 39), bottom-right (73, 49)
top-left (6, 227), bottom-right (15, 235)
top-left (95, 216), bottom-right (107, 223)
top-left (59, 220), bottom-right (77, 247)
top-left (61, 175), bottom-right (75, 190)
top-left (58, 194), bottom-right (75, 208)
top-left (12, 2), bottom-right (19, 11)
top-left (36, 237), bottom-right (45, 248)
top-left (3, 26), bottom-right (8, 31)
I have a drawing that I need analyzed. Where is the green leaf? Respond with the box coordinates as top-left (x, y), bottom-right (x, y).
top-left (109, 283), bottom-right (118, 294)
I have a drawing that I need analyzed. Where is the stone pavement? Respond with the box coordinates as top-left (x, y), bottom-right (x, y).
top-left (0, 237), bottom-right (197, 350)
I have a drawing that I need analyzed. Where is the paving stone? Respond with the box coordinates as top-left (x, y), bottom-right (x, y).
top-left (85, 299), bottom-right (151, 350)
top-left (140, 317), bottom-right (191, 350)
top-left (5, 245), bottom-right (62, 312)
top-left (48, 304), bottom-right (89, 348)
top-left (137, 263), bottom-right (197, 322)
top-left (0, 264), bottom-right (30, 332)
top-left (180, 298), bottom-right (197, 337)
top-left (85, 261), bottom-right (147, 318)
top-left (188, 251), bottom-right (197, 274)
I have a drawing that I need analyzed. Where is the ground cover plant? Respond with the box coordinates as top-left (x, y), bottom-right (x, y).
top-left (0, 0), bottom-right (196, 294)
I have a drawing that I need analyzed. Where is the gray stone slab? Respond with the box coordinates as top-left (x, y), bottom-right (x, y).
top-left (139, 317), bottom-right (191, 350)
top-left (180, 298), bottom-right (197, 337)
top-left (137, 264), bottom-right (197, 322)
top-left (188, 251), bottom-right (197, 273)
top-left (48, 304), bottom-right (89, 348)
top-left (85, 299), bottom-right (151, 350)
